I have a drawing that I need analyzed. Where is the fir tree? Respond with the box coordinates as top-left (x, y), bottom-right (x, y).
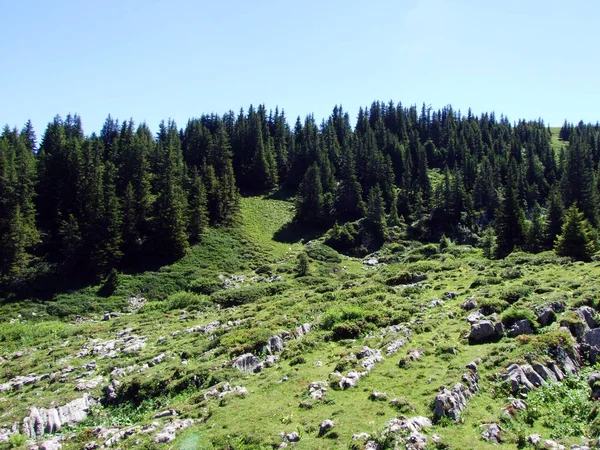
top-left (554, 204), bottom-right (596, 261)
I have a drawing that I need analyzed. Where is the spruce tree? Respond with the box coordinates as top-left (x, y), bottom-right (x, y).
top-left (494, 181), bottom-right (526, 258)
top-left (554, 204), bottom-right (596, 261)
top-left (296, 164), bottom-right (323, 223)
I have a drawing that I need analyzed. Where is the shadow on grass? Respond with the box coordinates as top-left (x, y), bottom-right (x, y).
top-left (273, 220), bottom-right (327, 244)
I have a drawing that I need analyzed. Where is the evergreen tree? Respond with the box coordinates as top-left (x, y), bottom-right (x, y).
top-left (494, 181), bottom-right (526, 258)
top-left (296, 164), bottom-right (323, 223)
top-left (525, 202), bottom-right (546, 253)
top-left (554, 204), bottom-right (596, 261)
top-left (365, 185), bottom-right (387, 239)
top-left (546, 185), bottom-right (564, 248)
top-left (188, 168), bottom-right (209, 242)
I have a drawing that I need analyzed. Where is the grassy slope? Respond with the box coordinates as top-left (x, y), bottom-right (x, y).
top-left (1, 195), bottom-right (599, 449)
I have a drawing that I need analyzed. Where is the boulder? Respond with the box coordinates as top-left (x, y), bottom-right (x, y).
top-left (521, 365), bottom-right (546, 387)
top-left (537, 308), bottom-right (556, 327)
top-left (232, 353), bottom-right (261, 372)
top-left (481, 423), bottom-right (503, 443)
top-left (578, 306), bottom-right (598, 329)
top-left (285, 432), bottom-right (300, 442)
top-left (466, 310), bottom-right (485, 324)
top-left (433, 364), bottom-right (478, 423)
top-left (461, 298), bottom-right (478, 311)
top-left (319, 419), bottom-right (334, 436)
top-left (468, 320), bottom-right (503, 343)
top-left (444, 292), bottom-right (458, 300)
top-left (294, 323), bottom-right (312, 338)
top-left (588, 371), bottom-right (600, 399)
top-left (40, 437), bottom-right (64, 450)
top-left (532, 363), bottom-right (558, 383)
top-left (266, 335), bottom-right (284, 355)
top-left (585, 328), bottom-right (600, 347)
top-left (507, 319), bottom-right (534, 338)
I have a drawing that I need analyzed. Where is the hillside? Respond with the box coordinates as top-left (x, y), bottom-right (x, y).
top-left (1, 195), bottom-right (600, 450)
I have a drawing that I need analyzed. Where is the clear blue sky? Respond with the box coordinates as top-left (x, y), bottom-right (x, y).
top-left (1, 0), bottom-right (599, 136)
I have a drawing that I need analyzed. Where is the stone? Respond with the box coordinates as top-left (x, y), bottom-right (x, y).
top-left (543, 440), bottom-right (566, 450)
top-left (266, 335), bottom-right (285, 355)
top-left (429, 299), bottom-right (445, 308)
top-left (481, 424), bottom-right (502, 443)
top-left (532, 363), bottom-right (558, 383)
top-left (386, 339), bottom-right (406, 356)
top-left (286, 432), bottom-right (300, 442)
top-left (444, 292), bottom-right (458, 300)
top-left (466, 310), bottom-right (485, 324)
top-left (22, 394), bottom-right (96, 439)
top-left (527, 434), bottom-right (542, 445)
top-left (149, 353), bottom-right (166, 367)
top-left (468, 320), bottom-right (503, 343)
top-left (578, 306), bottom-right (598, 329)
top-left (102, 313), bottom-right (111, 321)
top-left (461, 298), bottom-right (478, 311)
top-left (507, 319), bottom-right (534, 337)
top-left (40, 437), bottom-right (63, 450)
top-left (522, 364), bottom-right (546, 387)
top-left (352, 432), bottom-right (371, 440)
top-left (153, 409), bottom-right (178, 419)
top-left (363, 258), bottom-right (379, 266)
top-left (370, 391), bottom-right (388, 401)
top-left (319, 419), bottom-right (334, 436)
top-left (537, 308), bottom-right (556, 327)
top-left (589, 371), bottom-right (600, 399)
top-left (294, 323), bottom-right (312, 338)
top-left (75, 376), bottom-right (104, 391)
top-left (232, 353), bottom-right (261, 372)
top-left (585, 328), bottom-right (600, 347)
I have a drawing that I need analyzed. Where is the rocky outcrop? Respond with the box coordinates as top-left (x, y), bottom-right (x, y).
top-left (468, 320), bottom-right (504, 343)
top-left (432, 361), bottom-right (479, 422)
top-left (232, 353), bottom-right (261, 372)
top-left (501, 353), bottom-right (576, 395)
top-left (265, 335), bottom-right (284, 355)
top-left (461, 298), bottom-right (478, 311)
top-left (204, 382), bottom-right (247, 400)
top-left (154, 419), bottom-right (201, 443)
top-left (22, 394), bottom-right (96, 439)
top-left (0, 373), bottom-right (50, 393)
top-left (386, 339), bottom-right (406, 356)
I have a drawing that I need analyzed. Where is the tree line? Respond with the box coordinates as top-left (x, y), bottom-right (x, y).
top-left (1, 102), bottom-right (599, 293)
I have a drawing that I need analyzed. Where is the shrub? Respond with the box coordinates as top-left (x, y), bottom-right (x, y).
top-left (385, 271), bottom-right (414, 286)
top-left (8, 433), bottom-right (26, 448)
top-left (500, 286), bottom-right (532, 304)
top-left (478, 298), bottom-right (510, 314)
top-left (166, 291), bottom-right (209, 311)
top-left (188, 278), bottom-right (223, 295)
top-left (305, 243), bottom-right (342, 263)
top-left (332, 321), bottom-right (362, 340)
top-left (500, 308), bottom-right (536, 327)
top-left (211, 283), bottom-right (289, 307)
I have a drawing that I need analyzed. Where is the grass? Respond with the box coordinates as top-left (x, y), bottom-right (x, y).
top-left (0, 194), bottom-right (599, 449)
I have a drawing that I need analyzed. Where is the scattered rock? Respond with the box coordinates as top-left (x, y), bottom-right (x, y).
top-left (386, 339), bottom-right (406, 356)
top-left (294, 323), bottom-right (312, 338)
top-left (468, 320), bottom-right (504, 343)
top-left (153, 419), bottom-right (200, 444)
top-left (22, 393), bottom-right (96, 439)
top-left (481, 423), bottom-right (503, 443)
top-left (370, 391), bottom-right (388, 401)
top-left (433, 361), bottom-right (479, 423)
top-left (204, 382), bottom-right (247, 400)
top-left (399, 349), bottom-right (423, 367)
top-left (444, 292), bottom-right (458, 300)
top-left (149, 353), bottom-right (166, 367)
top-left (39, 437), bottom-right (64, 450)
top-left (363, 258), bottom-right (379, 266)
top-left (528, 434), bottom-right (542, 445)
top-left (543, 439), bottom-right (566, 450)
top-left (127, 296), bottom-right (146, 311)
top-left (578, 306), bottom-right (598, 329)
top-left (308, 381), bottom-right (328, 400)
top-left (319, 419), bottom-right (334, 436)
top-left (153, 409), bottom-right (178, 419)
top-left (285, 431), bottom-right (300, 442)
top-left (75, 376), bottom-right (104, 391)
top-left (537, 308), bottom-right (556, 327)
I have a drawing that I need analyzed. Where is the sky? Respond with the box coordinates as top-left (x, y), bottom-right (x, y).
top-left (1, 0), bottom-right (599, 136)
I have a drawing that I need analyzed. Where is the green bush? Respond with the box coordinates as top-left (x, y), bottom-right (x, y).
top-left (500, 286), bottom-right (532, 304)
top-left (98, 268), bottom-right (120, 297)
top-left (8, 433), bottom-right (26, 448)
top-left (478, 298), bottom-right (510, 313)
top-left (188, 278), bottom-right (223, 295)
top-left (305, 243), bottom-right (342, 263)
top-left (211, 283), bottom-right (289, 307)
top-left (331, 321), bottom-right (362, 340)
top-left (500, 307), bottom-right (536, 327)
top-left (166, 291), bottom-right (210, 311)
top-left (385, 271), bottom-right (414, 286)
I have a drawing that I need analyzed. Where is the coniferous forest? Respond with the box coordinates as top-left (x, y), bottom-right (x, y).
top-left (1, 102), bottom-right (599, 296)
